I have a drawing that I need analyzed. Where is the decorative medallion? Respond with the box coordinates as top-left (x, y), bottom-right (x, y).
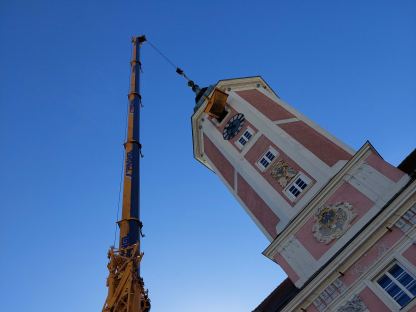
top-left (270, 159), bottom-right (298, 187)
top-left (312, 202), bottom-right (355, 244)
top-left (336, 295), bottom-right (367, 312)
top-left (223, 113), bottom-right (245, 140)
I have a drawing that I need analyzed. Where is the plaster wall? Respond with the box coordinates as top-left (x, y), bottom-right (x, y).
top-left (237, 173), bottom-right (280, 238)
top-left (295, 181), bottom-right (374, 261)
top-left (203, 134), bottom-right (234, 188)
top-left (244, 134), bottom-right (315, 206)
top-left (342, 228), bottom-right (404, 287)
top-left (359, 287), bottom-right (390, 311)
top-left (403, 244), bottom-right (416, 267)
top-left (279, 121), bottom-right (352, 167)
top-left (236, 89), bottom-right (295, 121)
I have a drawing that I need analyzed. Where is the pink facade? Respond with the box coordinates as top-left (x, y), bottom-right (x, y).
top-left (237, 174), bottom-right (279, 237)
top-left (403, 244), bottom-right (416, 267)
top-left (366, 152), bottom-right (406, 182)
top-left (236, 89), bottom-right (295, 121)
top-left (192, 77), bottom-right (414, 312)
top-left (273, 253), bottom-right (300, 284)
top-left (279, 121), bottom-right (352, 167)
top-left (342, 228), bottom-right (404, 286)
top-left (244, 134), bottom-right (315, 205)
top-left (359, 287), bottom-right (390, 311)
top-left (295, 182), bottom-right (374, 260)
top-left (305, 303), bottom-right (319, 312)
top-left (203, 135), bottom-right (234, 188)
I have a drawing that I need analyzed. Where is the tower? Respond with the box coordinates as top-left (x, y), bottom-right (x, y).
top-left (192, 76), bottom-right (358, 243)
top-left (191, 77), bottom-right (415, 311)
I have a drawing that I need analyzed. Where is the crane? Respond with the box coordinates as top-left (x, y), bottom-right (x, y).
top-left (102, 35), bottom-right (150, 312)
top-left (102, 34), bottom-right (205, 312)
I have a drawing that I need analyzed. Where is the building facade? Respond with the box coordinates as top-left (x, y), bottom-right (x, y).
top-left (191, 77), bottom-right (416, 312)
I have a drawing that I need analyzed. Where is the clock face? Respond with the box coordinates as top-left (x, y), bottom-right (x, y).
top-left (223, 113), bottom-right (245, 140)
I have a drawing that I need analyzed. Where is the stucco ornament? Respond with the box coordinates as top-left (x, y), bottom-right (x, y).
top-left (336, 295), bottom-right (367, 312)
top-left (313, 202), bottom-right (356, 244)
top-left (270, 159), bottom-right (298, 187)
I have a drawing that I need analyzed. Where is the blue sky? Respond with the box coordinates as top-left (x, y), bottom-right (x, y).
top-left (0, 1), bottom-right (415, 311)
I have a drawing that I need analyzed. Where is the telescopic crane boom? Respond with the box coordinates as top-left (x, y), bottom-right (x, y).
top-left (103, 35), bottom-right (150, 312)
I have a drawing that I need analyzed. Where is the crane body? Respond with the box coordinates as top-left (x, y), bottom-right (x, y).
top-left (103, 36), bottom-right (150, 312)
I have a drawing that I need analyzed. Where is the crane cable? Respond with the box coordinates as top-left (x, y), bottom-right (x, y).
top-left (113, 36), bottom-right (201, 247)
top-left (146, 38), bottom-right (201, 93)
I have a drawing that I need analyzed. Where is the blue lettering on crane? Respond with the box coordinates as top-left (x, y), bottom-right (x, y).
top-left (125, 151), bottom-right (133, 177)
top-left (121, 236), bottom-right (129, 248)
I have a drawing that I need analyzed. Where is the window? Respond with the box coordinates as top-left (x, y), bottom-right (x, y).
top-left (313, 278), bottom-right (346, 311)
top-left (235, 127), bottom-right (254, 149)
top-left (285, 174), bottom-right (311, 200)
top-left (377, 262), bottom-right (416, 308)
top-left (256, 147), bottom-right (278, 171)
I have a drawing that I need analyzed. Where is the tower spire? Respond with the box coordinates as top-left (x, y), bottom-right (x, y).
top-left (103, 35), bottom-right (150, 312)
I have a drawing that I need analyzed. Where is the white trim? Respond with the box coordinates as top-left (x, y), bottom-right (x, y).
top-left (263, 143), bottom-right (410, 260)
top-left (255, 146), bottom-right (278, 172)
top-left (203, 154), bottom-right (272, 241)
top-left (378, 262), bottom-right (416, 301)
top-left (365, 279), bottom-right (400, 311)
top-left (315, 175), bottom-right (409, 269)
top-left (273, 117), bottom-right (299, 125)
top-left (234, 127), bottom-right (254, 150)
top-left (278, 180), bottom-right (416, 312)
top-left (255, 86), bottom-right (355, 156)
top-left (284, 173), bottom-right (312, 201)
top-left (278, 235), bottom-right (319, 287)
top-left (202, 120), bottom-right (295, 238)
top-left (241, 130), bottom-right (261, 157)
top-left (229, 91), bottom-right (332, 182)
top-left (346, 161), bottom-right (399, 202)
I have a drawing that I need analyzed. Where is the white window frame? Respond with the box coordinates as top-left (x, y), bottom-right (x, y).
top-left (256, 147), bottom-right (278, 172)
top-left (235, 127), bottom-right (254, 150)
top-left (284, 173), bottom-right (311, 201)
top-left (375, 261), bottom-right (416, 309)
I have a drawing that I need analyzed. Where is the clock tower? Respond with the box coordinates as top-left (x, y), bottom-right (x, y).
top-left (192, 76), bottom-right (355, 241)
top-left (190, 76), bottom-right (410, 292)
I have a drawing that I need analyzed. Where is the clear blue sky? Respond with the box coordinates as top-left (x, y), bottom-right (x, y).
top-left (1, 1), bottom-right (415, 311)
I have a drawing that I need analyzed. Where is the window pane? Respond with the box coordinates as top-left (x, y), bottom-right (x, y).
top-left (391, 264), bottom-right (416, 296)
top-left (289, 185), bottom-right (300, 197)
top-left (407, 280), bottom-right (416, 296)
top-left (260, 158), bottom-right (269, 168)
top-left (244, 131), bottom-right (252, 139)
top-left (296, 179), bottom-right (307, 189)
top-left (378, 264), bottom-right (416, 307)
top-left (396, 291), bottom-right (411, 307)
top-left (386, 283), bottom-right (402, 299)
top-left (397, 272), bottom-right (413, 288)
top-left (265, 151), bottom-right (275, 161)
top-left (378, 275), bottom-right (391, 288)
top-left (239, 137), bottom-right (247, 145)
top-left (389, 264), bottom-right (403, 278)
